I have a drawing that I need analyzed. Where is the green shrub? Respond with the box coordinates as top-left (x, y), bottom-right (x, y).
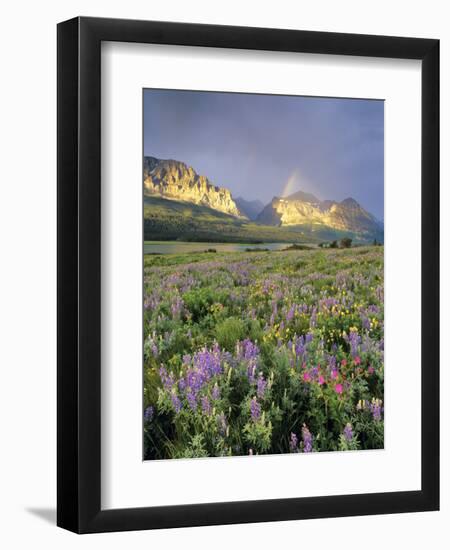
top-left (215, 317), bottom-right (246, 351)
top-left (183, 287), bottom-right (217, 321)
top-left (340, 237), bottom-right (353, 248)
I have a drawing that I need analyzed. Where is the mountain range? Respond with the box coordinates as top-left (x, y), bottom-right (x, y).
top-left (143, 156), bottom-right (384, 243)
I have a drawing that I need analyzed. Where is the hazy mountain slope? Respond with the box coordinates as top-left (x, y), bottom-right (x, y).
top-left (235, 197), bottom-right (265, 220)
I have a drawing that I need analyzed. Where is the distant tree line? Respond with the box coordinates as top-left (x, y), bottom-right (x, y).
top-left (318, 238), bottom-right (352, 249)
top-left (318, 237), bottom-right (383, 249)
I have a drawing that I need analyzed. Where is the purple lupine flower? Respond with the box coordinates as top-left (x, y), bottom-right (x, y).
top-left (211, 383), bottom-right (220, 401)
top-left (193, 345), bottom-right (222, 377)
top-left (147, 333), bottom-right (159, 358)
top-left (305, 332), bottom-right (313, 344)
top-left (361, 315), bottom-right (371, 331)
top-left (294, 335), bottom-right (305, 358)
top-left (171, 393), bottom-right (182, 413)
top-left (301, 424), bottom-right (313, 453)
top-left (237, 339), bottom-right (259, 361)
top-left (289, 432), bottom-right (298, 452)
top-left (159, 366), bottom-right (175, 391)
top-left (144, 406), bottom-right (154, 423)
top-left (250, 397), bottom-right (261, 422)
top-left (151, 343), bottom-right (159, 357)
top-left (370, 399), bottom-right (383, 421)
top-left (186, 391), bottom-right (197, 411)
top-left (184, 368), bottom-right (206, 395)
top-left (170, 295), bottom-right (184, 319)
top-left (343, 423), bottom-right (353, 441)
top-left (327, 354), bottom-right (336, 372)
top-left (348, 330), bottom-right (361, 357)
top-left (376, 285), bottom-right (383, 301)
top-left (257, 374), bottom-right (267, 399)
top-left (201, 396), bottom-right (211, 415)
top-left (271, 302), bottom-right (278, 319)
top-left (179, 344), bottom-right (224, 400)
top-left (247, 362), bottom-right (257, 384)
top-left (286, 305), bottom-right (295, 322)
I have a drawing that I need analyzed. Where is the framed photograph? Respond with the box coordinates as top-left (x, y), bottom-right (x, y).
top-left (57, 17), bottom-right (439, 533)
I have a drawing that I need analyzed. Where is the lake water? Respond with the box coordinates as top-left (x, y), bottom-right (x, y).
top-left (144, 241), bottom-right (291, 255)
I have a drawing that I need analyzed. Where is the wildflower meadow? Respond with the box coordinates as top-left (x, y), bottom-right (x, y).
top-left (143, 246), bottom-right (384, 459)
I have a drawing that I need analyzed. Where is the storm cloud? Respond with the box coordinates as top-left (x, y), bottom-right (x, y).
top-left (143, 89), bottom-right (384, 220)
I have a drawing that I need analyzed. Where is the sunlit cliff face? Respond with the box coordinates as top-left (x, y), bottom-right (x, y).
top-left (144, 156), bottom-right (246, 218)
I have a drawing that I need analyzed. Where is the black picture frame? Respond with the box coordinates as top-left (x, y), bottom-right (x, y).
top-left (57, 16), bottom-right (439, 533)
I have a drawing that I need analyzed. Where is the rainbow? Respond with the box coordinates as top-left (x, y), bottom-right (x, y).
top-left (281, 170), bottom-right (299, 197)
top-left (281, 168), bottom-right (316, 198)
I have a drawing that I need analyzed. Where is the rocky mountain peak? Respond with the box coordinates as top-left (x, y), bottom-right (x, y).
top-left (340, 197), bottom-right (360, 208)
top-left (257, 189), bottom-right (383, 240)
top-left (285, 190), bottom-right (320, 204)
top-left (143, 156), bottom-right (245, 218)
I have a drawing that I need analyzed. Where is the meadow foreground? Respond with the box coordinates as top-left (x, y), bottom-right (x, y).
top-left (143, 246), bottom-right (384, 460)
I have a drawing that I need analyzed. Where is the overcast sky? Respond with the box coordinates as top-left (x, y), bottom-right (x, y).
top-left (143, 89), bottom-right (384, 220)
